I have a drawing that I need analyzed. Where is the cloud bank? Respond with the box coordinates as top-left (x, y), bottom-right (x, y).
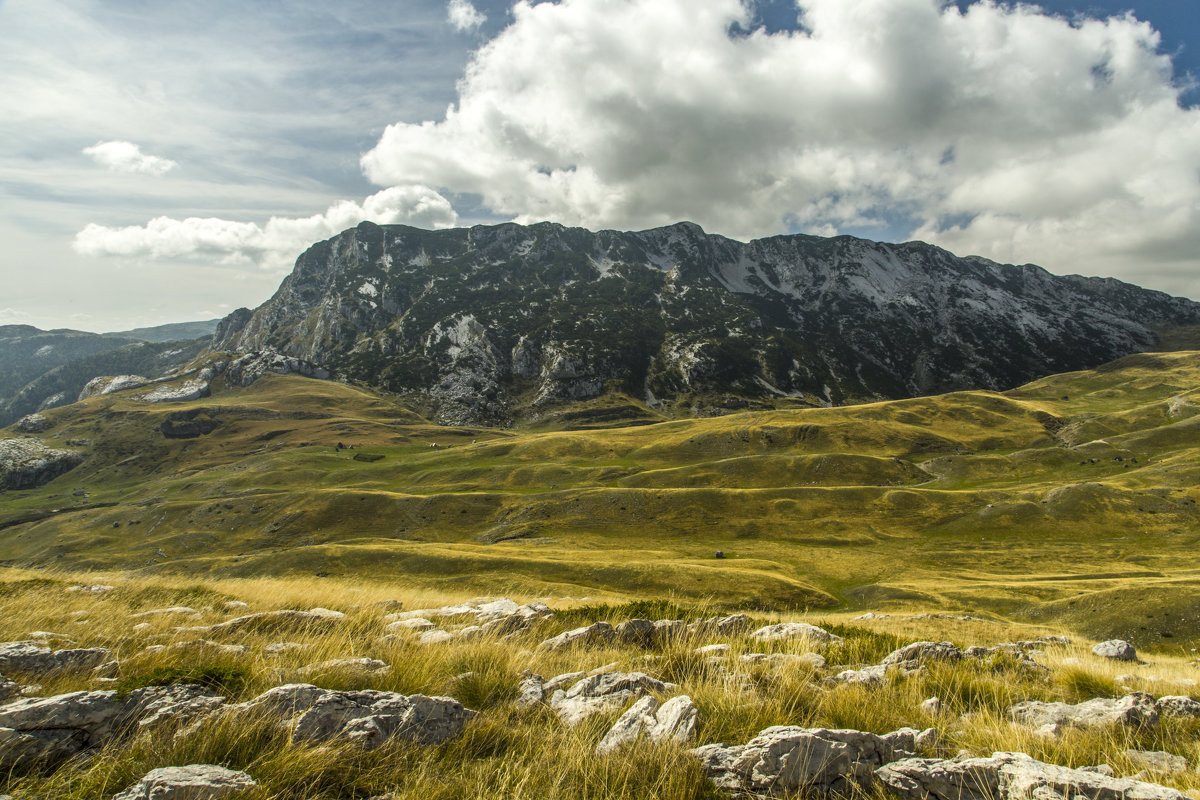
top-left (362, 0), bottom-right (1200, 294)
top-left (447, 0), bottom-right (486, 32)
top-left (73, 185), bottom-right (458, 270)
top-left (82, 140), bottom-right (177, 175)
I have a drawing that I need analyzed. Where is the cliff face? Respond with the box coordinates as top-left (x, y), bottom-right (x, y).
top-left (214, 220), bottom-right (1200, 425)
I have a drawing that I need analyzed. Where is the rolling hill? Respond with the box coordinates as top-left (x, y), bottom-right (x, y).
top-left (3, 349), bottom-right (1198, 648)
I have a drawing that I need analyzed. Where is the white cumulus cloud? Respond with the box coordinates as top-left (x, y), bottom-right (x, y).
top-left (73, 185), bottom-right (458, 270)
top-left (447, 0), bottom-right (486, 32)
top-left (361, 0), bottom-right (1200, 297)
top-left (82, 140), bottom-right (177, 175)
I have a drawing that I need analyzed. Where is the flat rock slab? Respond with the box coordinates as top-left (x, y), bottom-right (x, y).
top-left (877, 751), bottom-right (1189, 800)
top-left (1009, 692), bottom-right (1158, 735)
top-left (113, 764), bottom-right (256, 799)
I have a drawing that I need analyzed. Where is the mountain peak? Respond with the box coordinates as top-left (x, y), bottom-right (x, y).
top-left (215, 221), bottom-right (1200, 426)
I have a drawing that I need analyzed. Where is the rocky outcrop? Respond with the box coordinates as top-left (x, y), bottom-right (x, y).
top-left (77, 375), bottom-right (149, 400)
top-left (13, 414), bottom-right (51, 433)
top-left (547, 671), bottom-right (677, 726)
top-left (694, 724), bottom-right (931, 796)
top-left (0, 438), bottom-right (83, 489)
top-left (0, 684), bottom-right (222, 770)
top-left (225, 683), bottom-right (475, 748)
top-left (223, 351), bottom-right (330, 387)
top-left (877, 751), bottom-right (1188, 800)
top-left (0, 680), bottom-right (476, 772)
top-left (596, 694), bottom-right (698, 754)
top-left (213, 220), bottom-right (1200, 426)
top-left (1008, 692), bottom-right (1159, 735)
top-left (0, 642), bottom-right (111, 676)
top-left (112, 765), bottom-right (257, 800)
top-left (138, 378), bottom-right (209, 403)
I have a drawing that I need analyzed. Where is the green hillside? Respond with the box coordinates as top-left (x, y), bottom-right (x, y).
top-left (2, 351), bottom-right (1199, 648)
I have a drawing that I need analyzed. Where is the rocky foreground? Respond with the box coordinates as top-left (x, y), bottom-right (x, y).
top-left (3, 584), bottom-right (1200, 800)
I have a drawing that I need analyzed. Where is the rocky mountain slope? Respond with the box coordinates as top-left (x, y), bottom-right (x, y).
top-left (214, 221), bottom-right (1200, 425)
top-left (0, 323), bottom-right (216, 427)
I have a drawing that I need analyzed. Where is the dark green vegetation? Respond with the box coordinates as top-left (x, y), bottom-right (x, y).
top-left (2, 350), bottom-right (1199, 648)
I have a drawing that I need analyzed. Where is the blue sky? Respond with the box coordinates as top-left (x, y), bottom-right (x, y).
top-left (1, 0), bottom-right (1197, 330)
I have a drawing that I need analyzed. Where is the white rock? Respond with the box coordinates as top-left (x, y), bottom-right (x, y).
top-left (596, 694), bottom-right (699, 754)
top-left (877, 751), bottom-right (1188, 800)
top-left (297, 658), bottom-right (389, 676)
top-left (112, 764), bottom-right (256, 799)
top-left (749, 623), bottom-right (843, 645)
top-left (1092, 639), bottom-right (1138, 661)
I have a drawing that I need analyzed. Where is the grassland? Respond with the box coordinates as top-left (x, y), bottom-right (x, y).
top-left (2, 569), bottom-right (1200, 799)
top-left (1, 351), bottom-right (1199, 650)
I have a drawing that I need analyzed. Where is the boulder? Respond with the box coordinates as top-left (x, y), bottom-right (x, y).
top-left (877, 751), bottom-right (1188, 800)
top-left (228, 683), bottom-right (475, 748)
top-left (881, 642), bottom-right (964, 669)
top-left (830, 664), bottom-right (891, 686)
top-left (1008, 693), bottom-right (1158, 735)
top-left (516, 674), bottom-right (546, 708)
top-left (113, 764), bottom-right (257, 799)
top-left (263, 642), bottom-right (309, 656)
top-left (539, 622), bottom-right (615, 651)
top-left (694, 725), bottom-right (916, 796)
top-left (0, 642), bottom-right (111, 676)
top-left (596, 694), bottom-right (699, 754)
top-left (418, 630), bottom-right (455, 645)
top-left (750, 623), bottom-right (843, 645)
top-left (615, 618), bottom-right (657, 646)
top-left (1093, 640), bottom-right (1138, 661)
top-left (549, 671), bottom-right (676, 726)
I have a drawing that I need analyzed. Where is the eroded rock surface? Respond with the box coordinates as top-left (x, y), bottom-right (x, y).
top-left (0, 642), bottom-right (111, 676)
top-left (0, 438), bottom-right (82, 489)
top-left (549, 671), bottom-right (676, 726)
top-left (1008, 692), bottom-right (1159, 735)
top-left (694, 725), bottom-right (927, 796)
top-left (112, 764), bottom-right (257, 800)
top-left (877, 751), bottom-right (1188, 800)
top-left (226, 683), bottom-right (475, 748)
top-left (596, 694), bottom-right (698, 754)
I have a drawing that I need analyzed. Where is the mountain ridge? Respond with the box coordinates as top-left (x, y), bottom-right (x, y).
top-left (213, 220), bottom-right (1200, 426)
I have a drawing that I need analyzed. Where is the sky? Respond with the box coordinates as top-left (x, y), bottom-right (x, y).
top-left (1, 0), bottom-right (1197, 332)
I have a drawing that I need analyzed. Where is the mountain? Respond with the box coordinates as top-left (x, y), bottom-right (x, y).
top-left (213, 221), bottom-right (1200, 426)
top-left (0, 322), bottom-right (216, 427)
top-left (103, 318), bottom-right (219, 343)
